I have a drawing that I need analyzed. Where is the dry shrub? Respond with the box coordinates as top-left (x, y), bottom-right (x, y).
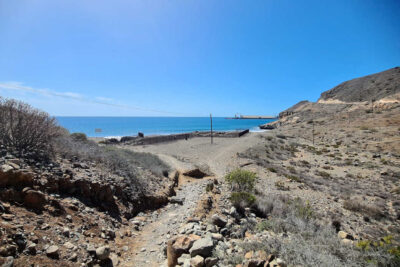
top-left (0, 97), bottom-right (61, 159)
top-left (238, 194), bottom-right (398, 266)
top-left (55, 134), bottom-right (169, 178)
top-left (343, 199), bottom-right (385, 220)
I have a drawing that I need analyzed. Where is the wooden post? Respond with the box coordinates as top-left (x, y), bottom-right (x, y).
top-left (210, 113), bottom-right (213, 144)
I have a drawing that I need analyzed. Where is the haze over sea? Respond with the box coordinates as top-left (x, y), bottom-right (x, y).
top-left (56, 117), bottom-right (275, 138)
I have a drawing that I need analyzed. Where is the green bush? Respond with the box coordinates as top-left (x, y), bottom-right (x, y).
top-left (225, 169), bottom-right (256, 192)
top-left (229, 192), bottom-right (256, 208)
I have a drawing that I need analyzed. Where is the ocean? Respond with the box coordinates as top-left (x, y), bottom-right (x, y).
top-left (55, 117), bottom-right (276, 138)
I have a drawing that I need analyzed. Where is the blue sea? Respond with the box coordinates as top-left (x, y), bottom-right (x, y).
top-left (55, 117), bottom-right (276, 138)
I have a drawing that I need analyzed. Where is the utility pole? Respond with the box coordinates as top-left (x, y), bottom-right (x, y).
top-left (210, 113), bottom-right (213, 144)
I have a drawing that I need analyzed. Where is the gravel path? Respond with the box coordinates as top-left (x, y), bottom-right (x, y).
top-left (120, 133), bottom-right (266, 267)
top-left (125, 177), bottom-right (210, 267)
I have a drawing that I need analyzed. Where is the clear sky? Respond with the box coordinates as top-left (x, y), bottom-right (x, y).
top-left (0, 0), bottom-right (399, 116)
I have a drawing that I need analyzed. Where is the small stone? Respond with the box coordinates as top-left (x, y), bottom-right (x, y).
top-left (245, 251), bottom-right (254, 259)
top-left (46, 245), bottom-right (59, 258)
top-left (211, 233), bottom-right (223, 241)
top-left (66, 215), bottom-right (73, 222)
top-left (96, 246), bottom-right (110, 260)
top-left (27, 242), bottom-right (37, 255)
top-left (205, 257), bottom-right (218, 267)
top-left (64, 242), bottom-right (75, 250)
top-left (1, 164), bottom-right (13, 172)
top-left (276, 258), bottom-right (286, 267)
top-left (1, 214), bottom-right (14, 221)
top-left (170, 196), bottom-right (185, 205)
top-left (177, 253), bottom-right (191, 265)
top-left (69, 253), bottom-right (78, 262)
top-left (190, 255), bottom-right (205, 267)
top-left (211, 214), bottom-right (227, 228)
top-left (1, 256), bottom-right (14, 267)
top-left (341, 239), bottom-right (354, 245)
top-left (337, 231), bottom-right (347, 239)
top-left (86, 244), bottom-right (96, 254)
top-left (63, 227), bottom-right (71, 237)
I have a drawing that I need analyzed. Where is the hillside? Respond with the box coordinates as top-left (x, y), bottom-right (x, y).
top-left (319, 67), bottom-right (400, 103)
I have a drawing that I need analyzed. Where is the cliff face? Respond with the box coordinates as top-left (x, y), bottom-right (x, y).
top-left (318, 67), bottom-right (400, 103)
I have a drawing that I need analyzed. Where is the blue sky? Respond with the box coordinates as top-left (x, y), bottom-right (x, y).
top-left (0, 0), bottom-right (399, 116)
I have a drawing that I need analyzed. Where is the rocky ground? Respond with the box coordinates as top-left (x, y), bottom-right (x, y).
top-left (1, 110), bottom-right (399, 266)
top-left (1, 65), bottom-right (400, 266)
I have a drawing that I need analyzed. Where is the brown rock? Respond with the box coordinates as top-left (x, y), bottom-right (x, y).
top-left (24, 190), bottom-right (46, 210)
top-left (167, 235), bottom-right (200, 267)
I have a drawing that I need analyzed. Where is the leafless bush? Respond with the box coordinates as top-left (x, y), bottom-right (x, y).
top-left (54, 134), bottom-right (169, 178)
top-left (0, 97), bottom-right (61, 158)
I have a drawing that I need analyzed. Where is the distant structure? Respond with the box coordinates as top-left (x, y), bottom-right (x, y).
top-left (226, 114), bottom-right (276, 119)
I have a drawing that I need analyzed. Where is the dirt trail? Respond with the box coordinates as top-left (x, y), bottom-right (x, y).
top-left (121, 133), bottom-right (264, 266)
top-left (123, 175), bottom-right (210, 267)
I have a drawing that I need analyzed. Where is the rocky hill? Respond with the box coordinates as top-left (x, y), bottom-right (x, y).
top-left (266, 67), bottom-right (400, 129)
top-left (319, 67), bottom-right (400, 103)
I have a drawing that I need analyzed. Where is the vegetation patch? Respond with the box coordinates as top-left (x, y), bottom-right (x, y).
top-left (315, 170), bottom-right (331, 179)
top-left (343, 199), bottom-right (385, 220)
top-left (225, 169), bottom-right (257, 210)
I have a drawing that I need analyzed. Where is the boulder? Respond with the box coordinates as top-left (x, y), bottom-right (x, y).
top-left (23, 190), bottom-right (46, 211)
top-left (190, 255), bottom-right (205, 267)
top-left (96, 246), bottom-right (110, 260)
top-left (189, 236), bottom-right (214, 257)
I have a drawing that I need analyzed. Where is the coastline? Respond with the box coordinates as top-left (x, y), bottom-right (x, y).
top-left (56, 116), bottom-right (276, 138)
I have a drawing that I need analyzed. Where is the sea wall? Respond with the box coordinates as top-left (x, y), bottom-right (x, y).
top-left (105, 130), bottom-right (249, 146)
